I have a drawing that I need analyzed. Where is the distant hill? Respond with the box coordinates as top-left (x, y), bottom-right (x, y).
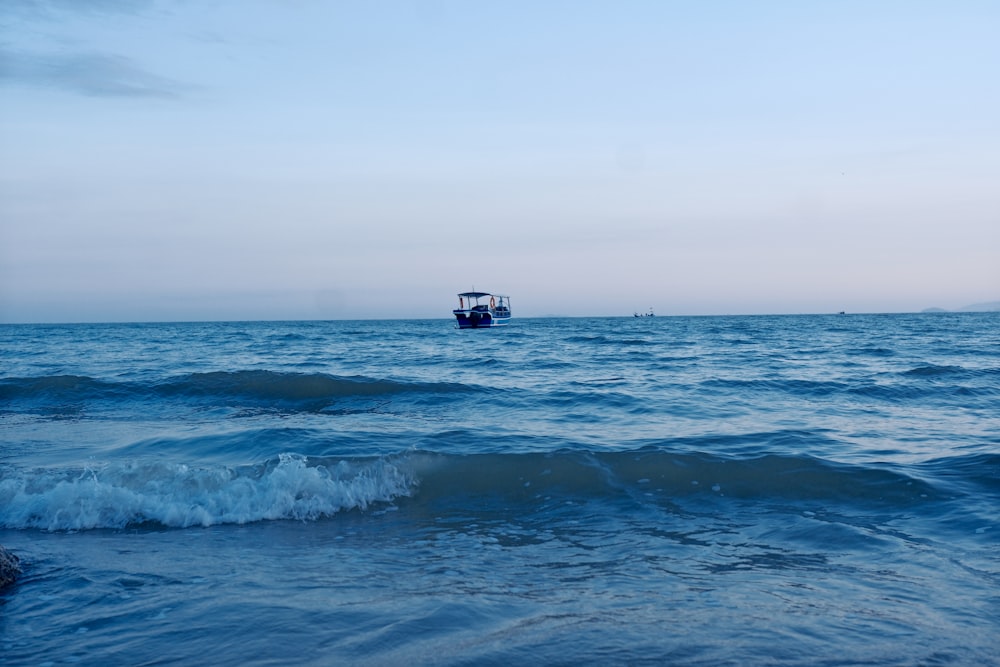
top-left (923, 301), bottom-right (1000, 313)
top-left (959, 301), bottom-right (1000, 312)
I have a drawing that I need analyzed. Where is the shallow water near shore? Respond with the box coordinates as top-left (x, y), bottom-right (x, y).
top-left (2, 313), bottom-right (998, 665)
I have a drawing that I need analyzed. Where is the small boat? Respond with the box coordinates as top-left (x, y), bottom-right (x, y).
top-left (453, 291), bottom-right (511, 328)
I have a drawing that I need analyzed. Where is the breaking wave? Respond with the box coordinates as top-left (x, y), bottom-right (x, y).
top-left (0, 454), bottom-right (414, 531)
top-left (4, 448), bottom-right (988, 532)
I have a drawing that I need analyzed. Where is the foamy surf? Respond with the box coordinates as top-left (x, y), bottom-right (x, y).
top-left (0, 453), bottom-right (415, 530)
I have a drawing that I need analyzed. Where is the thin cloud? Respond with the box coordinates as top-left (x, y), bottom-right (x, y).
top-left (0, 48), bottom-right (193, 99)
top-left (1, 0), bottom-right (155, 20)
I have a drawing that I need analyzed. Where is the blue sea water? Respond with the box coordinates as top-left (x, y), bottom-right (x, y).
top-left (1, 313), bottom-right (998, 666)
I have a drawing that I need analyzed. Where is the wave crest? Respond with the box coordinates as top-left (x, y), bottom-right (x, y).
top-left (0, 454), bottom-right (414, 531)
top-left (3, 447), bottom-right (987, 532)
top-left (1, 371), bottom-right (480, 412)
top-left (404, 449), bottom-right (945, 506)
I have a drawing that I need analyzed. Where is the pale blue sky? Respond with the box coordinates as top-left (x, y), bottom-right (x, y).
top-left (2, 0), bottom-right (997, 322)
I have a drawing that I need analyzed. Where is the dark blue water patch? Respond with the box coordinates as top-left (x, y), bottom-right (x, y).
top-left (536, 388), bottom-right (649, 415)
top-left (563, 334), bottom-right (609, 344)
top-left (264, 332), bottom-right (313, 343)
top-left (0, 375), bottom-right (135, 421)
top-left (1, 371), bottom-right (486, 416)
top-left (0, 375), bottom-right (123, 401)
top-left (653, 353), bottom-right (702, 363)
top-left (848, 380), bottom-right (1000, 403)
top-left (693, 372), bottom-right (1000, 405)
top-left (414, 429), bottom-right (565, 455)
top-left (404, 449), bottom-right (943, 509)
top-left (721, 337), bottom-right (757, 346)
top-left (699, 377), bottom-right (848, 397)
top-left (903, 364), bottom-right (969, 377)
top-left (902, 364), bottom-right (1000, 381)
top-left (568, 377), bottom-right (628, 386)
top-left (632, 429), bottom-right (851, 459)
top-left (916, 453), bottom-right (1000, 494)
top-left (155, 371), bottom-right (479, 401)
top-left (617, 338), bottom-right (660, 347)
top-left (110, 428), bottom-right (327, 463)
top-left (850, 346), bottom-right (897, 357)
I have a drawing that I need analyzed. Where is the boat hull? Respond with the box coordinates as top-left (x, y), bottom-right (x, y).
top-left (454, 311), bottom-right (511, 328)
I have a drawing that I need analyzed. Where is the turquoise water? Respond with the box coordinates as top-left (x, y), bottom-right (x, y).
top-left (2, 314), bottom-right (998, 665)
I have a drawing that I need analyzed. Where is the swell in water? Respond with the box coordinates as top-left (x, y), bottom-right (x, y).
top-left (3, 446), bottom-right (994, 531)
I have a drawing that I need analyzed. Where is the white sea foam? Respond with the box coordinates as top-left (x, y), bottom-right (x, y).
top-left (0, 454), bottom-right (415, 531)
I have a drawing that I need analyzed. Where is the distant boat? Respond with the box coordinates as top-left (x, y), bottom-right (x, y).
top-left (634, 308), bottom-right (655, 317)
top-left (453, 291), bottom-right (511, 328)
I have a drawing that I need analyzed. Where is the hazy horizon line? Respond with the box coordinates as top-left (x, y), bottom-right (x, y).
top-left (4, 307), bottom-right (998, 327)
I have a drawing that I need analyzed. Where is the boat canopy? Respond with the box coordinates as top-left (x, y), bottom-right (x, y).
top-left (458, 291), bottom-right (493, 299)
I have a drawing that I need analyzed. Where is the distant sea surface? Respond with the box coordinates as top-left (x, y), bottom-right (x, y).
top-left (2, 314), bottom-right (998, 666)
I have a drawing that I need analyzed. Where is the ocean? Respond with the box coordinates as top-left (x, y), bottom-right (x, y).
top-left (1, 313), bottom-right (998, 666)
